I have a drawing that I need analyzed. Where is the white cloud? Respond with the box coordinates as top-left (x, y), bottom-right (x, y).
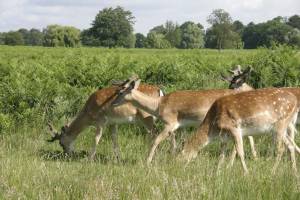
top-left (0, 0), bottom-right (299, 34)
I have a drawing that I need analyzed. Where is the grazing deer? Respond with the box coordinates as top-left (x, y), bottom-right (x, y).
top-left (180, 88), bottom-right (299, 174)
top-left (47, 80), bottom-right (163, 160)
top-left (112, 71), bottom-right (257, 164)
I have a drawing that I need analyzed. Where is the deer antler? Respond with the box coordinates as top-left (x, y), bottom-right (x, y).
top-left (228, 65), bottom-right (243, 76)
top-left (47, 122), bottom-right (61, 142)
top-left (111, 79), bottom-right (128, 86)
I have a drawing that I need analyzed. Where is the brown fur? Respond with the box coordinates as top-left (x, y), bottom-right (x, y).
top-left (49, 84), bottom-right (162, 160)
top-left (182, 88), bottom-right (298, 174)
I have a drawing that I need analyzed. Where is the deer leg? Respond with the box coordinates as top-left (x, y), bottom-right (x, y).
top-left (111, 125), bottom-right (121, 162)
top-left (248, 136), bottom-right (258, 160)
top-left (272, 127), bottom-right (285, 175)
top-left (217, 139), bottom-right (228, 174)
top-left (136, 110), bottom-right (155, 133)
top-left (227, 147), bottom-right (237, 168)
top-left (147, 124), bottom-right (174, 165)
top-left (170, 132), bottom-right (177, 155)
top-left (283, 136), bottom-right (297, 173)
top-left (286, 134), bottom-right (300, 154)
top-left (233, 130), bottom-right (248, 174)
top-left (89, 125), bottom-right (103, 160)
top-left (228, 136), bottom-right (257, 168)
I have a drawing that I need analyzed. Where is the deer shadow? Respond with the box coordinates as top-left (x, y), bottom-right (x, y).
top-left (38, 149), bottom-right (138, 165)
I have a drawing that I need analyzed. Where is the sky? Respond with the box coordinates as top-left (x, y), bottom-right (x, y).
top-left (0, 0), bottom-right (299, 34)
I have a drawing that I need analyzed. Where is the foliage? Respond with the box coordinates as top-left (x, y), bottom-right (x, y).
top-left (243, 18), bottom-right (300, 49)
top-left (147, 20), bottom-right (204, 49)
top-left (135, 33), bottom-right (147, 48)
top-left (179, 21), bottom-right (204, 49)
top-left (288, 15), bottom-right (300, 29)
top-left (0, 45), bottom-right (299, 132)
top-left (80, 29), bottom-right (101, 47)
top-left (146, 32), bottom-right (171, 49)
top-left (17, 28), bottom-right (44, 46)
top-left (0, 33), bottom-right (4, 44)
top-left (43, 25), bottom-right (81, 47)
top-left (206, 9), bottom-right (242, 49)
top-left (28, 29), bottom-right (44, 46)
top-left (164, 21), bottom-right (182, 48)
top-left (248, 44), bottom-right (300, 88)
top-left (3, 31), bottom-right (24, 45)
top-left (90, 6), bottom-right (135, 48)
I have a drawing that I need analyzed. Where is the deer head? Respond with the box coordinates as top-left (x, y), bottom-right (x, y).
top-left (112, 75), bottom-right (141, 106)
top-left (221, 66), bottom-right (252, 89)
top-left (47, 122), bottom-right (73, 153)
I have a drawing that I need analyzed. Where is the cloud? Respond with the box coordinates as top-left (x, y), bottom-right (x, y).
top-left (0, 0), bottom-right (299, 34)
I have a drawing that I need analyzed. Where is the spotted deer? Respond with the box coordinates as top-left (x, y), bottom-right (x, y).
top-left (47, 80), bottom-right (163, 160)
top-left (224, 66), bottom-right (300, 163)
top-left (180, 88), bottom-right (299, 174)
top-left (112, 71), bottom-right (257, 164)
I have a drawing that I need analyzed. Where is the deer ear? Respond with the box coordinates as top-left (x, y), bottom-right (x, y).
top-left (133, 79), bottom-right (141, 89)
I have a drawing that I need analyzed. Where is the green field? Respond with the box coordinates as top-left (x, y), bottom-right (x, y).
top-left (0, 45), bottom-right (300, 199)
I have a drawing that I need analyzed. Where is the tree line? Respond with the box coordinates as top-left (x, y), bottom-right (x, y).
top-left (0, 7), bottom-right (299, 49)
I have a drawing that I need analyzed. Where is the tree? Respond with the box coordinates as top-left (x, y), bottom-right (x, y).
top-left (0, 33), bottom-right (4, 45)
top-left (232, 20), bottom-right (244, 35)
top-left (63, 26), bottom-right (81, 47)
top-left (4, 31), bottom-right (24, 45)
top-left (135, 33), bottom-right (146, 48)
top-left (90, 6), bottom-right (135, 48)
top-left (43, 25), bottom-right (80, 47)
top-left (242, 18), bottom-right (300, 48)
top-left (28, 29), bottom-right (44, 46)
top-left (179, 21), bottom-right (204, 49)
top-left (207, 9), bottom-right (236, 49)
top-left (146, 32), bottom-right (171, 49)
top-left (288, 15), bottom-right (300, 29)
top-left (149, 25), bottom-right (167, 35)
top-left (80, 29), bottom-right (100, 46)
top-left (18, 28), bottom-right (30, 45)
top-left (164, 21), bottom-right (182, 47)
top-left (148, 21), bottom-right (181, 48)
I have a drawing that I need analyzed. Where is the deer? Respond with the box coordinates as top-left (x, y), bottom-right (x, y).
top-left (223, 66), bottom-right (300, 165)
top-left (112, 70), bottom-right (258, 165)
top-left (47, 78), bottom-right (164, 160)
top-left (179, 88), bottom-right (299, 174)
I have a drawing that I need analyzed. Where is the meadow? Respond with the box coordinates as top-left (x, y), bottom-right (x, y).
top-left (0, 45), bottom-right (300, 199)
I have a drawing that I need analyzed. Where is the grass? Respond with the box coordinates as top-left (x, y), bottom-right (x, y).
top-left (1, 125), bottom-right (300, 199)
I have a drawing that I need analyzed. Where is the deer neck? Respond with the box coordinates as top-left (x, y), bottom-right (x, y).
top-left (130, 89), bottom-right (161, 116)
top-left (64, 111), bottom-right (90, 139)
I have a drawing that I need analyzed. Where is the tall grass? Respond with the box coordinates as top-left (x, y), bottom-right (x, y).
top-left (1, 127), bottom-right (300, 199)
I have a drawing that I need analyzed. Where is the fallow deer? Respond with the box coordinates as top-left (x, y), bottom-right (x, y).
top-left (112, 71), bottom-right (257, 164)
top-left (47, 80), bottom-right (163, 160)
top-left (180, 88), bottom-right (299, 174)
top-left (224, 66), bottom-right (300, 165)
